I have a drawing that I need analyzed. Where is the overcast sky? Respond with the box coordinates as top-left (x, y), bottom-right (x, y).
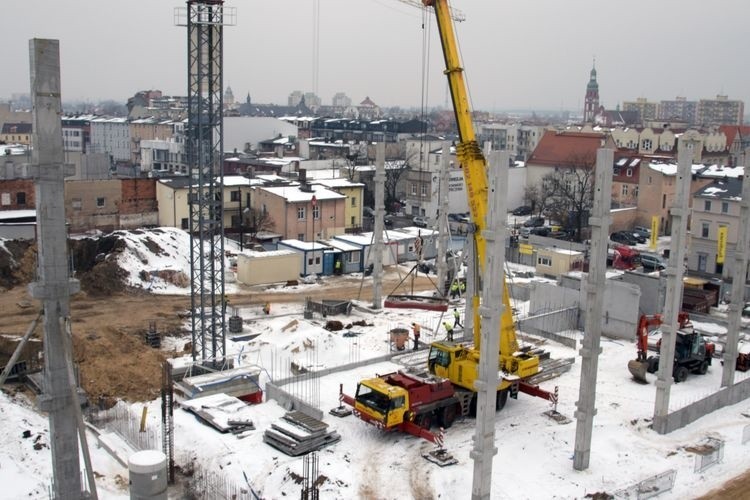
top-left (3, 0), bottom-right (748, 113)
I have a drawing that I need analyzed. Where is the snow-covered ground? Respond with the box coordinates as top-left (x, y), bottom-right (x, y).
top-left (5, 227), bottom-right (750, 498)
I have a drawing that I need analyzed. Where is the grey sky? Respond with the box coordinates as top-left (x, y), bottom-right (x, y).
top-left (3, 0), bottom-right (748, 113)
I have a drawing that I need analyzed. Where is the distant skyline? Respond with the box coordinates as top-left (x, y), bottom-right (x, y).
top-left (2, 0), bottom-right (749, 114)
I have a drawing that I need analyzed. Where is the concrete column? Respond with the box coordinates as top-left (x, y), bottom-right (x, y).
top-left (372, 143), bottom-right (385, 309)
top-left (27, 38), bottom-right (84, 499)
top-left (573, 148), bottom-right (613, 471)
top-left (436, 141), bottom-right (451, 297)
top-left (722, 160), bottom-right (750, 387)
top-left (653, 135), bottom-right (697, 433)
top-left (470, 150), bottom-right (509, 500)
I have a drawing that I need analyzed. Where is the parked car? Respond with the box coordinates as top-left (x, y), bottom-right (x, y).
top-left (412, 216), bottom-right (428, 228)
top-left (523, 216), bottom-right (545, 228)
top-left (384, 215), bottom-right (393, 227)
top-left (363, 207), bottom-right (376, 217)
top-left (530, 226), bottom-right (551, 237)
top-left (633, 226), bottom-right (651, 239)
top-left (640, 253), bottom-right (666, 271)
top-left (610, 231), bottom-right (638, 246)
top-left (630, 231), bottom-right (647, 244)
top-left (743, 303), bottom-right (750, 318)
top-left (512, 205), bottom-right (532, 216)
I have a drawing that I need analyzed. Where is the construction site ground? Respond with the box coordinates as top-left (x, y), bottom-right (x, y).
top-left (0, 270), bottom-right (437, 406)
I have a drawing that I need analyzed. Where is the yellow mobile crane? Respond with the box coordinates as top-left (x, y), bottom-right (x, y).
top-left (423, 0), bottom-right (548, 410)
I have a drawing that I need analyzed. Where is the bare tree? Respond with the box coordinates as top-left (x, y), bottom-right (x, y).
top-left (384, 157), bottom-right (413, 212)
top-left (539, 152), bottom-right (596, 242)
top-left (244, 208), bottom-right (275, 241)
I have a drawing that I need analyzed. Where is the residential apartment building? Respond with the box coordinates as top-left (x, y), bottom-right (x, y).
top-left (90, 117), bottom-right (131, 163)
top-left (688, 176), bottom-right (747, 278)
top-left (64, 178), bottom-right (157, 232)
top-left (252, 183), bottom-right (346, 241)
top-left (130, 117), bottom-right (175, 164)
top-left (658, 97), bottom-right (697, 122)
top-left (0, 123), bottom-right (32, 145)
top-left (313, 178), bottom-right (365, 231)
top-left (477, 122), bottom-right (547, 161)
top-left (695, 95), bottom-right (744, 126)
top-left (623, 98), bottom-right (659, 124)
top-left (141, 139), bottom-right (186, 174)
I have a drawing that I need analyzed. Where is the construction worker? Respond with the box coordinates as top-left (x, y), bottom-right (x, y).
top-left (443, 321), bottom-right (454, 342)
top-left (411, 323), bottom-right (421, 351)
top-left (453, 308), bottom-right (462, 328)
top-left (450, 281), bottom-right (459, 299)
top-left (263, 302), bottom-right (271, 315)
top-left (334, 259), bottom-right (342, 275)
top-left (459, 280), bottom-right (466, 296)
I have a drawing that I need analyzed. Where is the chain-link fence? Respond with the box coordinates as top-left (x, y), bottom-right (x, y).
top-left (693, 438), bottom-right (724, 473)
top-left (613, 469), bottom-right (676, 499)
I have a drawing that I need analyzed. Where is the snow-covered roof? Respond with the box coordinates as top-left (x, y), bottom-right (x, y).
top-left (241, 249), bottom-right (296, 258)
top-left (258, 185), bottom-right (345, 203)
top-left (318, 239), bottom-right (361, 253)
top-left (698, 164), bottom-right (744, 179)
top-left (0, 209), bottom-right (36, 220)
top-left (278, 239), bottom-right (331, 251)
top-left (220, 175), bottom-right (254, 187)
top-left (645, 162), bottom-right (706, 176)
top-left (314, 178), bottom-right (364, 188)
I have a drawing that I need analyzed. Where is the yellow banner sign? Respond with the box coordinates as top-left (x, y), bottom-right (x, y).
top-left (650, 216), bottom-right (659, 250)
top-left (519, 243), bottom-right (533, 255)
top-left (717, 226), bottom-right (728, 264)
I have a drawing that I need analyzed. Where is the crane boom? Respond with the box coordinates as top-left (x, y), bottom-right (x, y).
top-left (424, 0), bottom-right (517, 356)
top-left (395, 0), bottom-right (465, 22)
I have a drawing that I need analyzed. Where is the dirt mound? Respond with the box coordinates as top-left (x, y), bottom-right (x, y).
top-left (0, 240), bottom-right (34, 289)
top-left (79, 259), bottom-right (129, 297)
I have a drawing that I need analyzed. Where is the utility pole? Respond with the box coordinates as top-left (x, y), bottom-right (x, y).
top-left (27, 38), bottom-right (85, 499)
top-left (435, 141), bottom-right (451, 297)
top-left (372, 143), bottom-right (386, 309)
top-left (721, 151), bottom-right (750, 387)
top-left (653, 134), bottom-right (698, 434)
top-left (573, 148), bottom-right (613, 470)
top-left (470, 150), bottom-right (509, 500)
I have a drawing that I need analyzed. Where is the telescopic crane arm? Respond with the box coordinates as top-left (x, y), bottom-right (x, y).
top-left (422, 0), bottom-right (518, 356)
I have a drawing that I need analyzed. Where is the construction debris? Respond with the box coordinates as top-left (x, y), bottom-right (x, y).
top-left (263, 411), bottom-right (340, 456)
top-left (423, 448), bottom-right (458, 467)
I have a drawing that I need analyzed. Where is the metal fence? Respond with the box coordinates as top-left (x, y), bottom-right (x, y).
top-left (613, 469), bottom-right (676, 499)
top-left (693, 438), bottom-right (724, 473)
top-left (742, 424), bottom-right (750, 445)
top-left (187, 460), bottom-right (259, 500)
top-left (88, 403), bottom-right (160, 452)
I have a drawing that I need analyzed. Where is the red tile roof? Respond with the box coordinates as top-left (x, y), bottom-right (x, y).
top-left (719, 125), bottom-right (750, 147)
top-left (527, 131), bottom-right (614, 166)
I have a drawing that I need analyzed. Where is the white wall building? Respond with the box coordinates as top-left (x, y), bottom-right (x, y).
top-left (90, 117), bottom-right (131, 162)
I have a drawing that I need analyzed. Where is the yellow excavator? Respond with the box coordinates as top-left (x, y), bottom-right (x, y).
top-left (423, 0), bottom-right (549, 411)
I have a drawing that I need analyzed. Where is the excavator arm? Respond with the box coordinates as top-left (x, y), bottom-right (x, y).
top-left (423, 0), bottom-right (518, 356)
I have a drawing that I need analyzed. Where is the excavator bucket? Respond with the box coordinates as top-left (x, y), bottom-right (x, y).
top-left (628, 359), bottom-right (649, 384)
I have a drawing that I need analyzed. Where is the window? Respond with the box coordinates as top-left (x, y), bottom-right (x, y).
top-left (704, 200), bottom-right (711, 211)
top-left (721, 201), bottom-right (729, 213)
top-left (701, 221), bottom-right (709, 238)
top-left (315, 256), bottom-right (321, 265)
top-left (626, 168), bottom-right (633, 177)
top-left (351, 196), bottom-right (356, 207)
top-left (308, 257), bottom-right (313, 265)
top-left (181, 218), bottom-right (189, 229)
top-left (662, 194), bottom-right (666, 209)
top-left (72, 198), bottom-right (82, 210)
top-left (642, 139), bottom-right (652, 150)
top-left (421, 184), bottom-right (427, 197)
top-left (96, 197), bottom-right (105, 208)
top-left (298, 233), bottom-right (305, 241)
top-left (411, 183), bottom-right (417, 195)
top-left (621, 185), bottom-right (628, 197)
top-left (16, 192), bottom-right (26, 206)
top-left (538, 256), bottom-right (552, 266)
top-left (348, 252), bottom-right (360, 264)
top-left (633, 186), bottom-right (639, 198)
top-left (230, 190), bottom-right (240, 202)
top-left (297, 206), bottom-right (305, 220)
top-left (313, 205), bottom-right (320, 220)
top-left (351, 216), bottom-right (355, 225)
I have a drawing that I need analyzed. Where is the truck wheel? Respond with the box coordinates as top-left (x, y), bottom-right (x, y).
top-left (440, 405), bottom-right (457, 429)
top-left (697, 360), bottom-right (709, 375)
top-left (496, 389), bottom-right (508, 411)
top-left (418, 414), bottom-right (432, 429)
top-left (673, 366), bottom-right (689, 383)
top-left (469, 395), bottom-right (477, 417)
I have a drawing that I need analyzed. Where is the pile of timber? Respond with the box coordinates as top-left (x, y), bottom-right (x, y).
top-left (263, 410), bottom-right (340, 456)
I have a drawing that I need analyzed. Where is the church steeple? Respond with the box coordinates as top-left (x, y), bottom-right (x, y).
top-left (583, 59), bottom-right (600, 123)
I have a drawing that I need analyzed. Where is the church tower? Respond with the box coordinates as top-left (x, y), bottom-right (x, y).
top-left (583, 61), bottom-right (600, 123)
